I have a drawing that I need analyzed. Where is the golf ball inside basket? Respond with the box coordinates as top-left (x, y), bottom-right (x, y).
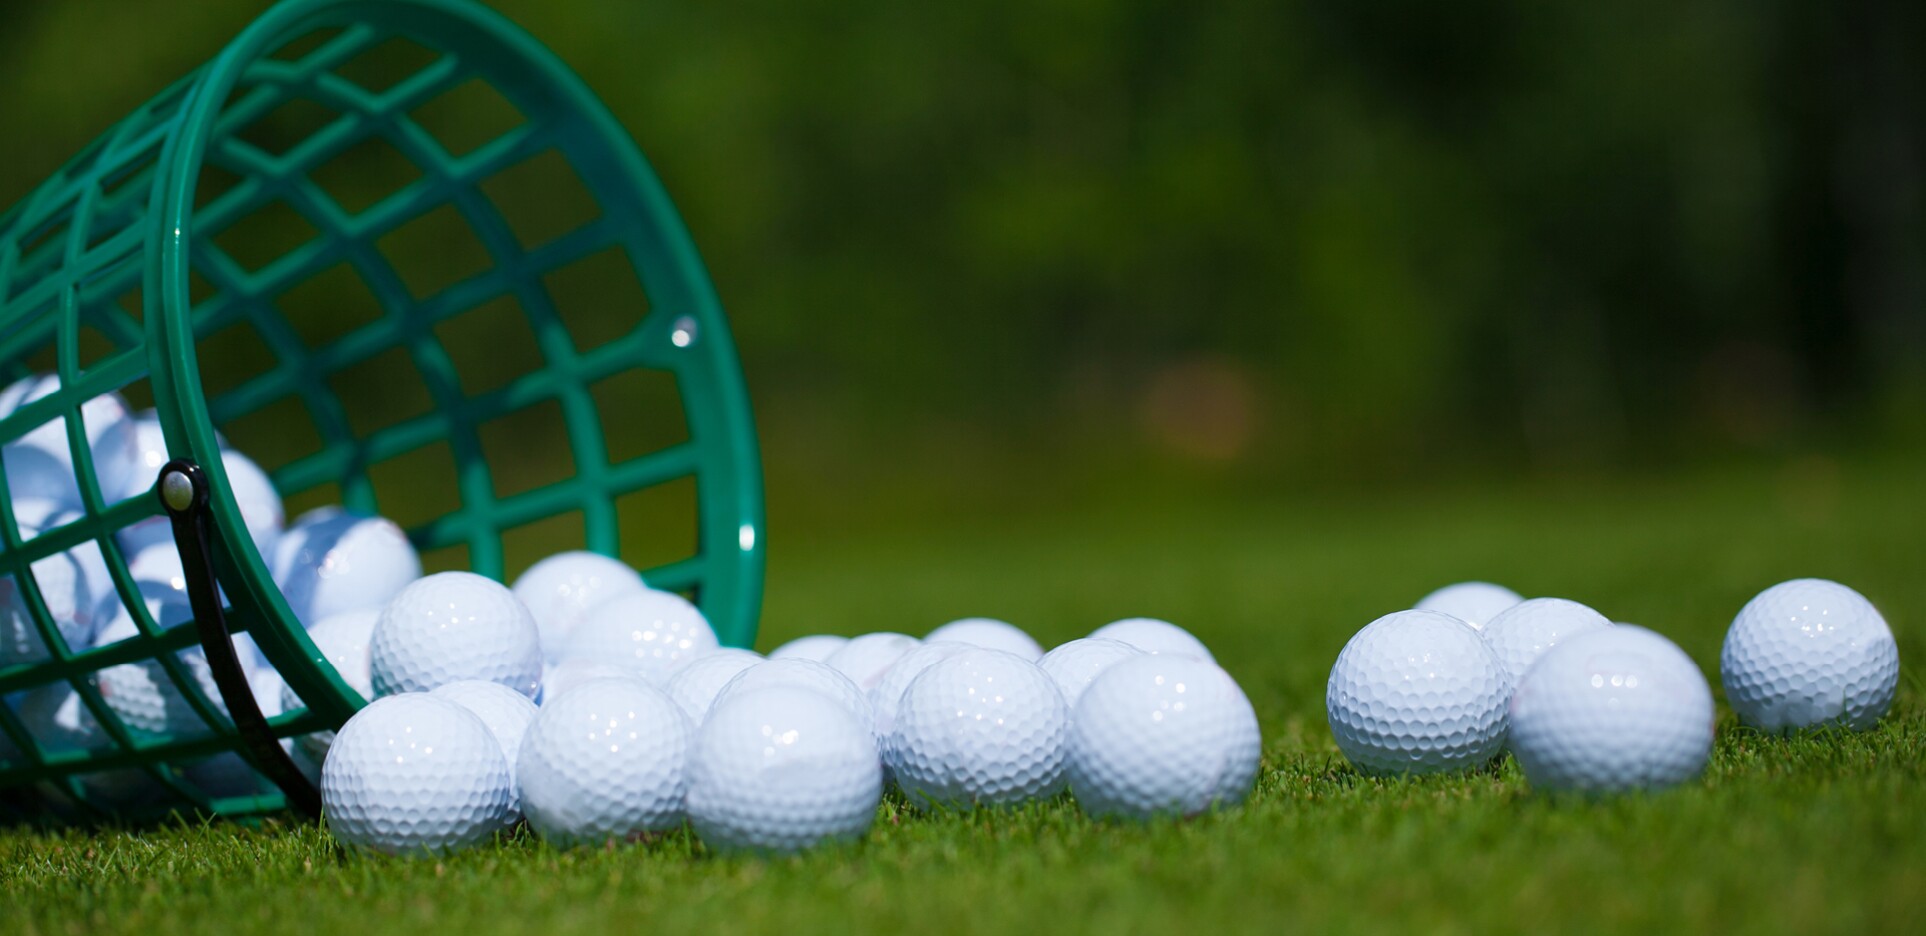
top-left (281, 608), bottom-right (379, 763)
top-left (924, 618), bottom-right (1044, 661)
top-left (370, 571), bottom-right (543, 699)
top-left (320, 693), bottom-right (513, 856)
top-left (886, 648), bottom-right (1068, 809)
top-left (687, 686), bottom-right (882, 854)
top-left (1508, 625), bottom-right (1714, 793)
top-left (0, 377), bottom-right (138, 508)
top-left (1067, 654), bottom-right (1262, 819)
top-left (1480, 597), bottom-right (1614, 684)
top-left (511, 551), bottom-right (647, 664)
top-left (1088, 617), bottom-right (1214, 661)
top-left (517, 677), bottom-right (692, 846)
top-left (1721, 578), bottom-right (1899, 733)
top-left (1326, 610), bottom-right (1510, 775)
top-left (1414, 581), bottom-right (1523, 631)
top-left (559, 588), bottom-right (718, 684)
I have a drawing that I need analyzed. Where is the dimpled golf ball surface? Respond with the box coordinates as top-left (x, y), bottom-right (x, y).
top-left (767, 634), bottom-right (848, 662)
top-left (1721, 578), bottom-right (1899, 732)
top-left (517, 678), bottom-right (692, 845)
top-left (866, 641), bottom-right (971, 741)
top-left (320, 694), bottom-right (513, 856)
top-left (688, 687), bottom-right (882, 854)
top-left (1327, 610), bottom-right (1511, 775)
top-left (716, 659), bottom-right (873, 730)
top-left (283, 609), bottom-right (379, 763)
top-left (561, 589), bottom-right (719, 683)
top-left (1039, 637), bottom-right (1144, 706)
top-left (665, 648), bottom-right (765, 723)
top-left (1088, 618), bottom-right (1215, 661)
top-left (1509, 626), bottom-right (1714, 793)
top-left (371, 572), bottom-right (542, 699)
top-left (887, 649), bottom-right (1068, 809)
top-left (512, 551), bottom-right (647, 664)
top-left (1414, 581), bottom-right (1524, 631)
top-left (1067, 655), bottom-right (1262, 818)
top-left (924, 618), bottom-right (1045, 661)
top-left (824, 632), bottom-right (920, 690)
top-left (431, 680), bottom-right (540, 822)
top-left (1480, 597), bottom-right (1614, 684)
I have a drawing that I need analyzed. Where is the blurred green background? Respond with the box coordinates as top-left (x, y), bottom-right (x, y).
top-left (3, 0), bottom-right (1923, 520)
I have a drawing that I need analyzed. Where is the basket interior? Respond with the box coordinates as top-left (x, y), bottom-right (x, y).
top-left (0, 12), bottom-right (751, 822)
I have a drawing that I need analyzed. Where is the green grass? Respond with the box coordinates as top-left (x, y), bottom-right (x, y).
top-left (5, 454), bottom-right (1924, 935)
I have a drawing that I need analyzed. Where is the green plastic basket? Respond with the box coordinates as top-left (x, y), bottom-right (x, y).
top-left (0, 0), bottom-right (763, 823)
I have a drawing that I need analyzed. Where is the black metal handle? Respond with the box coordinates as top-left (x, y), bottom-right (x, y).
top-left (158, 458), bottom-right (322, 818)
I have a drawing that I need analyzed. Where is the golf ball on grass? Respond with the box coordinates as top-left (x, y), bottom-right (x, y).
top-left (321, 693), bottom-right (513, 856)
top-left (517, 677), bottom-right (692, 846)
top-left (886, 648), bottom-right (1068, 809)
top-left (1508, 625), bottom-right (1714, 793)
top-left (559, 588), bottom-right (718, 684)
top-left (865, 641), bottom-right (971, 743)
top-left (1480, 597), bottom-right (1614, 684)
top-left (1038, 637), bottom-right (1144, 706)
top-left (431, 680), bottom-right (540, 823)
top-left (1067, 654), bottom-right (1261, 819)
top-left (1721, 578), bottom-right (1899, 733)
top-left (1414, 581), bottom-right (1523, 631)
top-left (511, 551), bottom-right (647, 663)
top-left (665, 648), bottom-right (764, 724)
top-left (924, 617), bottom-right (1044, 661)
top-left (687, 686), bottom-right (882, 855)
top-left (715, 658), bottom-right (873, 731)
top-left (272, 507), bottom-right (420, 629)
top-left (767, 634), bottom-right (847, 662)
top-left (1326, 610), bottom-right (1511, 775)
top-left (1088, 617), bottom-right (1213, 661)
top-left (823, 632), bottom-right (919, 690)
top-left (370, 572), bottom-right (542, 699)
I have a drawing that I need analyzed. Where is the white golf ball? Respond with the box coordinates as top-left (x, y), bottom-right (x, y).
top-left (431, 679), bottom-right (540, 822)
top-left (767, 634), bottom-right (848, 662)
top-left (715, 658), bottom-right (872, 731)
top-left (272, 507), bottom-right (420, 628)
top-left (1088, 617), bottom-right (1214, 661)
top-left (924, 618), bottom-right (1044, 661)
top-left (369, 571), bottom-right (542, 699)
top-left (93, 545), bottom-right (245, 737)
top-left (539, 659), bottom-right (636, 704)
top-left (321, 693), bottom-right (513, 856)
top-left (511, 551), bottom-right (647, 663)
top-left (1721, 578), bottom-right (1899, 733)
top-left (664, 648), bottom-right (764, 724)
top-left (886, 648), bottom-right (1068, 809)
top-left (865, 641), bottom-right (971, 743)
top-left (281, 608), bottom-right (378, 763)
top-left (687, 686), bottom-right (882, 855)
top-left (517, 677), bottom-right (692, 846)
top-left (0, 523), bottom-right (95, 664)
top-left (1067, 654), bottom-right (1262, 819)
top-left (823, 632), bottom-right (919, 690)
top-left (1480, 597), bottom-right (1614, 684)
top-left (0, 376), bottom-right (139, 508)
top-left (1038, 637), bottom-right (1144, 706)
top-left (1326, 610), bottom-right (1510, 775)
top-left (1509, 625), bottom-right (1714, 793)
top-left (558, 588), bottom-right (718, 684)
top-left (1414, 581), bottom-right (1523, 630)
